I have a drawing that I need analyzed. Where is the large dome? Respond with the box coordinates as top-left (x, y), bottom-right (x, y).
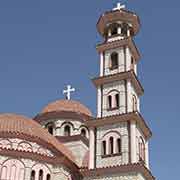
top-left (0, 113), bottom-right (75, 163)
top-left (42, 99), bottom-right (92, 117)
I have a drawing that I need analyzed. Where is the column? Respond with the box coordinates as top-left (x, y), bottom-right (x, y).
top-left (97, 86), bottom-right (102, 118)
top-left (89, 127), bottom-right (95, 169)
top-left (127, 80), bottom-right (132, 112)
top-left (130, 120), bottom-right (137, 163)
top-left (100, 53), bottom-right (104, 77)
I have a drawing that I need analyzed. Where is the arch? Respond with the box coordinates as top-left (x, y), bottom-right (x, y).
top-left (121, 23), bottom-right (129, 36)
top-left (39, 169), bottom-right (43, 180)
top-left (0, 139), bottom-right (12, 150)
top-left (132, 94), bottom-right (137, 111)
top-left (45, 122), bottom-right (54, 135)
top-left (0, 159), bottom-right (25, 180)
top-left (107, 90), bottom-right (120, 110)
top-left (109, 52), bottom-right (118, 70)
top-left (64, 125), bottom-right (71, 136)
top-left (139, 137), bottom-right (145, 161)
top-left (17, 141), bottom-right (33, 152)
top-left (81, 128), bottom-right (87, 137)
top-left (46, 174), bottom-right (51, 180)
top-left (30, 170), bottom-right (35, 180)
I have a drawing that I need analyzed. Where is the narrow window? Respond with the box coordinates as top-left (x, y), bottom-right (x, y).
top-left (109, 137), bottom-right (114, 154)
top-left (139, 137), bottom-right (145, 161)
top-left (30, 170), bottom-right (35, 180)
top-left (48, 125), bottom-right (53, 135)
top-left (45, 123), bottom-right (53, 135)
top-left (64, 125), bottom-right (71, 136)
top-left (111, 26), bottom-right (118, 36)
top-left (121, 23), bottom-right (128, 36)
top-left (131, 57), bottom-right (135, 70)
top-left (46, 174), bottom-right (51, 180)
top-left (81, 129), bottom-right (86, 137)
top-left (39, 170), bottom-right (43, 180)
top-left (110, 52), bottom-right (118, 70)
top-left (117, 138), bottom-right (121, 153)
top-left (115, 94), bottom-right (119, 108)
top-left (102, 141), bottom-right (106, 155)
top-left (108, 95), bottom-right (112, 109)
top-left (132, 95), bottom-right (137, 111)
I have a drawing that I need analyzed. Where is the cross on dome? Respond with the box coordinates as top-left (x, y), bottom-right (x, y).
top-left (63, 85), bottom-right (75, 100)
top-left (113, 2), bottom-right (125, 11)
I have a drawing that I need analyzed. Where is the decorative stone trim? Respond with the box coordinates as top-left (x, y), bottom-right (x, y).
top-left (56, 135), bottom-right (89, 147)
top-left (34, 111), bottom-right (91, 123)
top-left (85, 112), bottom-right (152, 140)
top-left (92, 70), bottom-right (144, 96)
top-left (96, 38), bottom-right (140, 61)
top-left (80, 162), bottom-right (155, 180)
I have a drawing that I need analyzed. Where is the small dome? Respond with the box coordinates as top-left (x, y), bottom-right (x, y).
top-left (0, 113), bottom-right (75, 163)
top-left (42, 99), bottom-right (92, 117)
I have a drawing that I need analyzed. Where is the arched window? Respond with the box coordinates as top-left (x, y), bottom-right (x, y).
top-left (30, 170), bottom-right (35, 180)
top-left (111, 26), bottom-right (118, 36)
top-left (45, 123), bottom-right (53, 135)
top-left (46, 174), bottom-right (51, 180)
top-left (115, 94), bottom-right (119, 108)
top-left (39, 169), bottom-right (43, 180)
top-left (108, 95), bottom-right (112, 109)
top-left (102, 140), bottom-right (106, 155)
top-left (64, 125), bottom-right (71, 136)
top-left (81, 129), bottom-right (86, 137)
top-left (121, 23), bottom-right (128, 36)
top-left (109, 137), bottom-right (114, 154)
top-left (139, 137), bottom-right (145, 162)
top-left (117, 138), bottom-right (121, 153)
top-left (132, 95), bottom-right (137, 111)
top-left (110, 52), bottom-right (118, 70)
top-left (131, 57), bottom-right (135, 70)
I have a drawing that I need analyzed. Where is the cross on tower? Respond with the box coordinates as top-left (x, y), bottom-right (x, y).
top-left (113, 2), bottom-right (125, 11)
top-left (63, 85), bottom-right (75, 100)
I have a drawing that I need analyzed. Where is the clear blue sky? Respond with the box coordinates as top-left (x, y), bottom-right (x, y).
top-left (0, 0), bottom-right (179, 179)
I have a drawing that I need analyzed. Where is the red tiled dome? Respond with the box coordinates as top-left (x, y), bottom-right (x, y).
top-left (0, 113), bottom-right (75, 163)
top-left (42, 99), bottom-right (92, 116)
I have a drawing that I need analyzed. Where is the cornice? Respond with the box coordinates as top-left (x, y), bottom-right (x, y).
top-left (85, 112), bottom-right (152, 140)
top-left (56, 135), bottom-right (89, 147)
top-left (96, 38), bottom-right (140, 61)
top-left (97, 9), bottom-right (140, 36)
top-left (92, 70), bottom-right (144, 96)
top-left (80, 162), bottom-right (155, 180)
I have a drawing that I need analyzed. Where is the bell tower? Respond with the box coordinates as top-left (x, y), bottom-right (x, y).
top-left (87, 4), bottom-right (153, 179)
top-left (94, 3), bottom-right (142, 118)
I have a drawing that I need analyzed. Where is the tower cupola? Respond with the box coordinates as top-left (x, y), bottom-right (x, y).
top-left (97, 3), bottom-right (140, 42)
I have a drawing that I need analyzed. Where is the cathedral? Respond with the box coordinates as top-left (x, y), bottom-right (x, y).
top-left (0, 3), bottom-right (155, 180)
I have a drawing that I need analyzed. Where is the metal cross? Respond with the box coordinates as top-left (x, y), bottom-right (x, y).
top-left (63, 85), bottom-right (75, 100)
top-left (113, 2), bottom-right (125, 11)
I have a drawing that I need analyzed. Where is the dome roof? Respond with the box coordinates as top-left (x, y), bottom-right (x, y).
top-left (42, 99), bottom-right (92, 116)
top-left (0, 113), bottom-right (75, 163)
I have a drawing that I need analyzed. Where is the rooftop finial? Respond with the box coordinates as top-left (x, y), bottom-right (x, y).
top-left (113, 2), bottom-right (125, 11)
top-left (63, 85), bottom-right (75, 100)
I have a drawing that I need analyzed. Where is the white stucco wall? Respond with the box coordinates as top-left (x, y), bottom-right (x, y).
top-left (96, 122), bottom-right (129, 168)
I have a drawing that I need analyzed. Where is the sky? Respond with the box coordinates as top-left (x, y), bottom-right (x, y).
top-left (0, 0), bottom-right (179, 179)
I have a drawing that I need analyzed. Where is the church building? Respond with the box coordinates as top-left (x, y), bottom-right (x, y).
top-left (0, 3), bottom-right (155, 180)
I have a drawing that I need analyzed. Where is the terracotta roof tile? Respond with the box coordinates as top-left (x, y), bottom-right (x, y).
top-left (42, 99), bottom-right (92, 117)
top-left (0, 113), bottom-right (75, 163)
